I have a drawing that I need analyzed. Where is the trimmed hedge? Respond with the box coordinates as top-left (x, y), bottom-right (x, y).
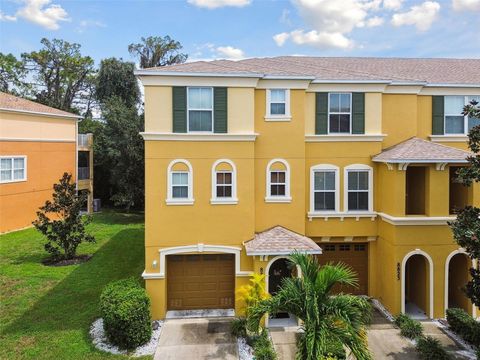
top-left (252, 329), bottom-right (277, 360)
top-left (446, 308), bottom-right (480, 347)
top-left (416, 336), bottom-right (451, 360)
top-left (394, 314), bottom-right (423, 340)
top-left (100, 278), bottom-right (152, 349)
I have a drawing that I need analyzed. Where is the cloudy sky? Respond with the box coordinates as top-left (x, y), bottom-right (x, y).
top-left (0, 0), bottom-right (479, 64)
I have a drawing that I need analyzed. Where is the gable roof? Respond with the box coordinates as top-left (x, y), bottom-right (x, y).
top-left (0, 92), bottom-right (80, 119)
top-left (244, 225), bottom-right (322, 256)
top-left (138, 56), bottom-right (480, 85)
top-left (372, 137), bottom-right (471, 163)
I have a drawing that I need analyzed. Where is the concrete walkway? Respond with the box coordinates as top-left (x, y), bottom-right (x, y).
top-left (270, 328), bottom-right (298, 360)
top-left (154, 317), bottom-right (238, 360)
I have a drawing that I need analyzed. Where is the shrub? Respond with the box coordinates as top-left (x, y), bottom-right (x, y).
top-left (231, 317), bottom-right (247, 338)
top-left (416, 336), bottom-right (451, 360)
top-left (100, 278), bottom-right (152, 349)
top-left (252, 329), bottom-right (277, 360)
top-left (394, 314), bottom-right (423, 339)
top-left (446, 308), bottom-right (480, 347)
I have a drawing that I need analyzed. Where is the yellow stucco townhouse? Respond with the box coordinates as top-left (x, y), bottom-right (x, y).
top-left (137, 57), bottom-right (480, 323)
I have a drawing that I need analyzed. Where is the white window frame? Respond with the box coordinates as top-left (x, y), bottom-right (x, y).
top-left (211, 159), bottom-right (238, 205)
top-left (0, 156), bottom-right (27, 184)
top-left (310, 164), bottom-right (339, 213)
top-left (328, 92), bottom-right (352, 134)
top-left (265, 89), bottom-right (291, 121)
top-left (265, 158), bottom-right (291, 203)
top-left (344, 164), bottom-right (373, 213)
top-left (187, 86), bottom-right (214, 133)
top-left (444, 95), bottom-right (480, 135)
top-left (166, 159), bottom-right (194, 205)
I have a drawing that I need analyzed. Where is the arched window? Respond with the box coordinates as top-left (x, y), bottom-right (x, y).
top-left (166, 159), bottom-right (194, 205)
top-left (265, 159), bottom-right (291, 203)
top-left (344, 164), bottom-right (373, 213)
top-left (310, 164), bottom-right (339, 213)
top-left (211, 159), bottom-right (238, 205)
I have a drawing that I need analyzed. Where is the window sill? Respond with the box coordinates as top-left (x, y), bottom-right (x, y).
top-left (210, 198), bottom-right (238, 205)
top-left (264, 116), bottom-right (291, 122)
top-left (307, 211), bottom-right (377, 221)
top-left (0, 179), bottom-right (27, 184)
top-left (305, 134), bottom-right (386, 142)
top-left (429, 135), bottom-right (468, 142)
top-left (265, 196), bottom-right (292, 203)
top-left (165, 199), bottom-right (194, 206)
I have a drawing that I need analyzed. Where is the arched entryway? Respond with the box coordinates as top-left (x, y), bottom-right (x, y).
top-left (402, 250), bottom-right (433, 319)
top-left (266, 257), bottom-right (297, 327)
top-left (446, 251), bottom-right (471, 315)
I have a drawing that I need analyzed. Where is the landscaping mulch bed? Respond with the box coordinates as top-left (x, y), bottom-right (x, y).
top-left (42, 254), bottom-right (92, 266)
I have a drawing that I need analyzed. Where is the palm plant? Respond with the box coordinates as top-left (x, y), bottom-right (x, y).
top-left (247, 252), bottom-right (372, 360)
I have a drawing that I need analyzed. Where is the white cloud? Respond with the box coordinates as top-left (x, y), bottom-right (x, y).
top-left (15, 0), bottom-right (70, 30)
top-left (187, 0), bottom-right (251, 9)
top-left (215, 46), bottom-right (245, 60)
top-left (76, 19), bottom-right (106, 33)
top-left (280, 8), bottom-right (292, 26)
top-left (273, 0), bottom-right (385, 49)
top-left (383, 0), bottom-right (403, 10)
top-left (452, 0), bottom-right (480, 11)
top-left (391, 1), bottom-right (440, 31)
top-left (0, 11), bottom-right (17, 21)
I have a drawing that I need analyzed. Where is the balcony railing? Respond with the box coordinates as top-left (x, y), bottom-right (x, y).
top-left (78, 133), bottom-right (93, 148)
top-left (78, 167), bottom-right (90, 180)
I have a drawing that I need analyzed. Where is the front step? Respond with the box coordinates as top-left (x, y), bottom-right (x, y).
top-left (165, 308), bottom-right (235, 319)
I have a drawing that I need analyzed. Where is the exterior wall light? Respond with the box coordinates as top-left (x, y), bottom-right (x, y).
top-left (152, 260), bottom-right (157, 269)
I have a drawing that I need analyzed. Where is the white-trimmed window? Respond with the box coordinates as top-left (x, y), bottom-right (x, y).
top-left (166, 159), bottom-right (193, 205)
top-left (0, 156), bottom-right (27, 183)
top-left (329, 93), bottom-right (351, 133)
top-left (211, 159), bottom-right (238, 205)
top-left (344, 164), bottom-right (373, 212)
top-left (310, 164), bottom-right (339, 212)
top-left (266, 89), bottom-right (290, 120)
top-left (445, 95), bottom-right (480, 134)
top-left (187, 87), bottom-right (213, 132)
top-left (265, 159), bottom-right (291, 202)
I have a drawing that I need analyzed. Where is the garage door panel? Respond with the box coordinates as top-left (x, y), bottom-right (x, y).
top-left (167, 254), bottom-right (235, 310)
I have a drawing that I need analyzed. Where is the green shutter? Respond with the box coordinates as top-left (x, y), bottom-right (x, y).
top-left (432, 96), bottom-right (444, 135)
top-left (352, 92), bottom-right (365, 134)
top-left (315, 92), bottom-right (328, 134)
top-left (172, 86), bottom-right (187, 133)
top-left (214, 87), bottom-right (227, 133)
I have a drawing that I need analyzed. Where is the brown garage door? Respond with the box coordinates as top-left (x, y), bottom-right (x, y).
top-left (317, 243), bottom-right (368, 295)
top-left (167, 254), bottom-right (235, 310)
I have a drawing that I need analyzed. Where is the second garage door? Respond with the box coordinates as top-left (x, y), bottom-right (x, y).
top-left (167, 254), bottom-right (235, 310)
top-left (317, 243), bottom-right (368, 295)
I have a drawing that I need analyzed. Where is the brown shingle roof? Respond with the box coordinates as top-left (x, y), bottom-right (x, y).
top-left (372, 137), bottom-right (471, 163)
top-left (244, 226), bottom-right (322, 256)
top-left (0, 92), bottom-right (80, 118)
top-left (142, 56), bottom-right (480, 85)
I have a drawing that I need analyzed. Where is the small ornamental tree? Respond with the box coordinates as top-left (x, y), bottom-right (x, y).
top-left (33, 172), bottom-right (95, 260)
top-left (449, 99), bottom-right (480, 306)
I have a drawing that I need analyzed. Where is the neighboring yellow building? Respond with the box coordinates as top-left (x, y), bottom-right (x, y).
top-left (0, 92), bottom-right (93, 233)
top-left (137, 57), bottom-right (480, 322)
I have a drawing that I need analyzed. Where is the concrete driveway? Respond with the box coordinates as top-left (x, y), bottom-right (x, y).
top-left (154, 317), bottom-right (238, 360)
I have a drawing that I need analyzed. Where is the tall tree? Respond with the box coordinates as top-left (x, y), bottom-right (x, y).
top-left (449, 99), bottom-right (480, 305)
top-left (0, 53), bottom-right (28, 95)
top-left (22, 38), bottom-right (95, 112)
top-left (128, 35), bottom-right (187, 68)
top-left (96, 58), bottom-right (140, 108)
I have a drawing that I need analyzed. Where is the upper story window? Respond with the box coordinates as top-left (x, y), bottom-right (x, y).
top-left (266, 89), bottom-right (290, 120)
top-left (0, 156), bottom-right (26, 183)
top-left (265, 159), bottom-right (291, 202)
top-left (311, 164), bottom-right (339, 212)
top-left (329, 93), bottom-right (351, 133)
top-left (166, 159), bottom-right (194, 205)
top-left (445, 95), bottom-right (480, 134)
top-left (187, 87), bottom-right (213, 132)
top-left (345, 164), bottom-right (373, 212)
top-left (211, 159), bottom-right (238, 205)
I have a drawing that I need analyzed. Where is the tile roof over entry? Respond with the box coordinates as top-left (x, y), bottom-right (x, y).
top-left (142, 56), bottom-right (480, 85)
top-left (244, 226), bottom-right (322, 256)
top-left (372, 137), bottom-right (471, 163)
top-left (0, 91), bottom-right (80, 118)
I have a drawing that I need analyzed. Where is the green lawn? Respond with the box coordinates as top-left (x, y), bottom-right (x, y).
top-left (0, 211), bottom-right (148, 360)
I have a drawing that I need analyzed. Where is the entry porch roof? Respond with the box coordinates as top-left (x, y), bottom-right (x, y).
top-left (244, 226), bottom-right (322, 256)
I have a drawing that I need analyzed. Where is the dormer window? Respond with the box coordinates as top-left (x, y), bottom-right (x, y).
top-left (187, 87), bottom-right (213, 132)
